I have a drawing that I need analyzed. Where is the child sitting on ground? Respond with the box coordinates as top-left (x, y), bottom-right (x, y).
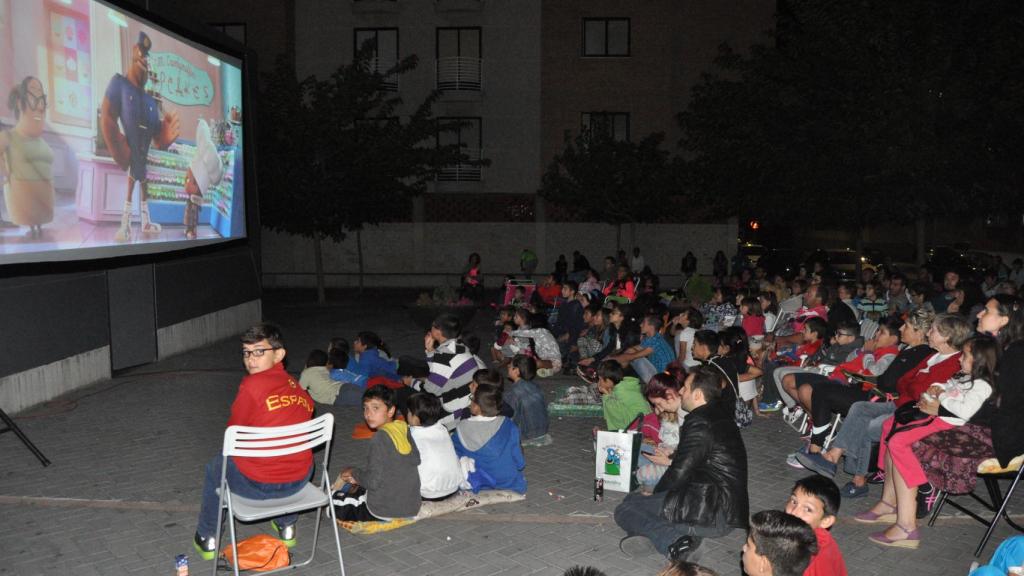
top-left (452, 382), bottom-right (527, 494)
top-left (783, 476), bottom-right (847, 576)
top-left (505, 355), bottom-right (552, 446)
top-left (298, 348), bottom-right (365, 406)
top-left (405, 393), bottom-right (463, 501)
top-left (597, 360), bottom-right (651, 431)
top-left (332, 387), bottom-right (421, 521)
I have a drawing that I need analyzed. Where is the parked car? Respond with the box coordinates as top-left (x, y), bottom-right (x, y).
top-left (925, 245), bottom-right (977, 281)
top-left (805, 248), bottom-right (876, 281)
top-left (738, 243), bottom-right (768, 268)
top-left (757, 248), bottom-right (804, 278)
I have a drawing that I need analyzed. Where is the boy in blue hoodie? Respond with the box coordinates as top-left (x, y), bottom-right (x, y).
top-left (452, 382), bottom-right (527, 494)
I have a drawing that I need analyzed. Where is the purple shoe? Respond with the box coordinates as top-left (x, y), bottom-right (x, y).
top-left (854, 501), bottom-right (897, 524)
top-left (868, 524), bottom-right (920, 549)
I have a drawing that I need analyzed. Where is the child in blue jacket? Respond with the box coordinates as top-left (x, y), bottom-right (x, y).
top-left (452, 382), bottom-right (527, 494)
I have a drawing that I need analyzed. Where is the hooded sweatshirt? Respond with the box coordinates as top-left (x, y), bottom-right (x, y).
top-left (452, 416), bottom-right (527, 494)
top-left (352, 420), bottom-right (421, 519)
top-left (602, 376), bottom-right (652, 431)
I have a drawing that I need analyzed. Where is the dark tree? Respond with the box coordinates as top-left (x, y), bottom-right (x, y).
top-left (679, 0), bottom-right (1024, 261)
top-left (539, 129), bottom-right (677, 248)
top-left (258, 48), bottom-right (480, 301)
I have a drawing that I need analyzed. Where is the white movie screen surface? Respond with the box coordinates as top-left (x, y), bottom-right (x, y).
top-left (0, 0), bottom-right (245, 264)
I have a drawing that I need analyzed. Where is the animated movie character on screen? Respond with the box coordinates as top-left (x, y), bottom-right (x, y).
top-left (100, 31), bottom-right (180, 242)
top-left (183, 119), bottom-right (223, 240)
top-left (0, 77), bottom-right (55, 239)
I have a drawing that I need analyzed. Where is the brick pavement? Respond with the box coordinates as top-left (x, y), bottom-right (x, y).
top-left (0, 291), bottom-right (1020, 575)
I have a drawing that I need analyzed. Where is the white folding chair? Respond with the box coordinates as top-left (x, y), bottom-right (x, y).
top-left (214, 413), bottom-right (344, 576)
top-left (822, 414), bottom-right (842, 450)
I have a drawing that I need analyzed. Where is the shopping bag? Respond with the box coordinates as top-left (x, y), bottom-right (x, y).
top-left (595, 414), bottom-right (644, 493)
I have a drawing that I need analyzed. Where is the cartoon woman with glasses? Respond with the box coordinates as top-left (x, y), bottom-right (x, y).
top-left (0, 76), bottom-right (55, 239)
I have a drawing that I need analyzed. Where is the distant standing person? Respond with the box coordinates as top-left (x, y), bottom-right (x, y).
top-left (554, 254), bottom-right (568, 282)
top-left (571, 251), bottom-right (592, 283)
top-left (460, 252), bottom-right (483, 302)
top-left (713, 251), bottom-right (728, 284)
top-left (631, 247), bottom-right (646, 274)
top-left (681, 252), bottom-right (697, 280)
top-left (520, 248), bottom-right (538, 278)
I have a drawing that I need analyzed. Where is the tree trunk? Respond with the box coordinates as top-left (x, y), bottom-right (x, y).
top-left (357, 228), bottom-right (365, 295)
top-left (314, 234), bottom-right (326, 305)
top-left (853, 229), bottom-right (864, 281)
top-left (915, 218), bottom-right (927, 266)
top-left (615, 223), bottom-right (622, 252)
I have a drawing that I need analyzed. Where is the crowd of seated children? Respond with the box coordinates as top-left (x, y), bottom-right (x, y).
top-left (597, 359), bottom-right (652, 431)
top-left (452, 382), bottom-right (527, 494)
top-left (669, 307), bottom-right (703, 368)
top-left (578, 303), bottom-right (625, 373)
top-left (776, 319), bottom-right (863, 424)
top-left (404, 392), bottom-right (463, 501)
top-left (608, 314), bottom-right (677, 384)
top-left (742, 510), bottom-right (818, 576)
top-left (333, 387), bottom-right (422, 522)
top-left (783, 476), bottom-right (847, 575)
top-left (790, 317), bottom-right (903, 457)
top-left (637, 370), bottom-right (688, 494)
top-left (857, 334), bottom-right (996, 549)
top-left (505, 355), bottom-right (552, 446)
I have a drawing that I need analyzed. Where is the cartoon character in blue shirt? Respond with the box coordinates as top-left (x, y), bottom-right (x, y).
top-left (100, 31), bottom-right (180, 242)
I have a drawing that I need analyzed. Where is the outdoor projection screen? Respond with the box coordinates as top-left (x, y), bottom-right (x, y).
top-left (0, 0), bottom-right (247, 264)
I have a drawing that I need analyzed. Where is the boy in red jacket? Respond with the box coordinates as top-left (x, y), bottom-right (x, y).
top-left (784, 476), bottom-right (847, 576)
top-left (193, 324), bottom-right (314, 561)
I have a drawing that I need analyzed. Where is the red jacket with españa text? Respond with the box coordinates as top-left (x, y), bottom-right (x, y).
top-left (227, 363), bottom-right (314, 483)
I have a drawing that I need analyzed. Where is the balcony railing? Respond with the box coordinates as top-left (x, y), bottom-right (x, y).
top-left (366, 58), bottom-right (399, 91)
top-left (435, 57), bottom-right (482, 91)
top-left (437, 147), bottom-right (483, 182)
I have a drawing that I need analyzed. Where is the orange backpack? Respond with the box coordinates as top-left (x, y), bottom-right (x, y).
top-left (220, 534), bottom-right (290, 572)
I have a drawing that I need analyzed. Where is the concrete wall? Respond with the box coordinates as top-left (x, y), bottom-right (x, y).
top-left (261, 219), bottom-right (737, 288)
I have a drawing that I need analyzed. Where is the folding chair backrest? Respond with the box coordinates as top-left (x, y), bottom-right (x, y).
top-left (223, 413), bottom-right (334, 459)
top-left (768, 310), bottom-right (793, 333)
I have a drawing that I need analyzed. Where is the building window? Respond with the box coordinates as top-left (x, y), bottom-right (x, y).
top-left (355, 28), bottom-right (399, 91)
top-left (582, 112), bottom-right (629, 141)
top-left (437, 117), bottom-right (482, 181)
top-left (209, 22), bottom-right (247, 45)
top-left (582, 18), bottom-right (629, 56)
top-left (436, 27), bottom-right (482, 91)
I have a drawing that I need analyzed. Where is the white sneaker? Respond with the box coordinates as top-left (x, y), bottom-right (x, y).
top-left (783, 407), bottom-right (806, 432)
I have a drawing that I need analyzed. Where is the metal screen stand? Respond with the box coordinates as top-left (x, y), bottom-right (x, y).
top-left (0, 408), bottom-right (50, 467)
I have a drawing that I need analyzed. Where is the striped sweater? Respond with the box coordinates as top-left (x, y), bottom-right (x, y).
top-left (418, 338), bottom-right (485, 429)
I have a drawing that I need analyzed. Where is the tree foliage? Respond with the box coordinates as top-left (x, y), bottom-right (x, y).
top-left (539, 129), bottom-right (677, 225)
top-left (679, 0), bottom-right (1024, 229)
top-left (257, 48), bottom-right (474, 242)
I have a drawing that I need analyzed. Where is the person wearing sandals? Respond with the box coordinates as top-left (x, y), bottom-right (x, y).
top-left (857, 334), bottom-right (996, 549)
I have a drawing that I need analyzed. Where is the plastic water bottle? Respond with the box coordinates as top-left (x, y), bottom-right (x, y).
top-left (175, 554), bottom-right (189, 576)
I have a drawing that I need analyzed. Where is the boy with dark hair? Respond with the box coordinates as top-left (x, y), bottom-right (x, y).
top-left (505, 355), bottom-right (552, 446)
top-left (452, 382), bottom-right (527, 493)
top-left (742, 510), bottom-right (818, 576)
top-left (610, 314), bottom-right (677, 384)
top-left (597, 359), bottom-right (652, 430)
top-left (418, 313), bottom-right (485, 429)
top-left (333, 387), bottom-right (422, 521)
top-left (553, 280), bottom-right (587, 370)
top-left (783, 476), bottom-right (847, 576)
top-left (193, 324), bottom-right (313, 560)
top-left (405, 393), bottom-right (462, 500)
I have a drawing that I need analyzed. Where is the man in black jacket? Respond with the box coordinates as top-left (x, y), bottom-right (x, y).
top-left (614, 365), bottom-right (750, 560)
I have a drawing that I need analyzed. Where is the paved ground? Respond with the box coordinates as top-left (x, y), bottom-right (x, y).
top-left (1, 290), bottom-right (1020, 575)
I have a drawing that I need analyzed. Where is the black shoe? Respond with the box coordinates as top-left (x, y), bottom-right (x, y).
top-left (668, 535), bottom-right (704, 562)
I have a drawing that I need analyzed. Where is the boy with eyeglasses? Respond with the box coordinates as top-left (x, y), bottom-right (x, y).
top-left (192, 324), bottom-right (314, 561)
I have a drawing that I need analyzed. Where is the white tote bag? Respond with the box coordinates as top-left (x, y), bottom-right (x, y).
top-left (594, 414), bottom-right (644, 493)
